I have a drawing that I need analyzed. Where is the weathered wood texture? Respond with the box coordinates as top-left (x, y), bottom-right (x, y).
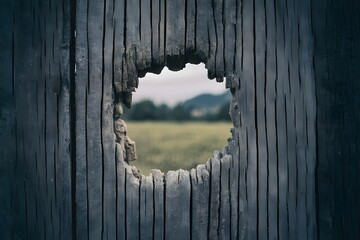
top-left (4, 0), bottom-right (354, 239)
top-left (313, 0), bottom-right (360, 239)
top-left (75, 0), bottom-right (316, 238)
top-left (0, 0), bottom-right (73, 239)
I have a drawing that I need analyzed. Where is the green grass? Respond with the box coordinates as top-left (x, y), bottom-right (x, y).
top-left (127, 121), bottom-right (233, 175)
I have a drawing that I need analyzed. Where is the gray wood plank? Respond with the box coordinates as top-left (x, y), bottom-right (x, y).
top-left (274, 0), bottom-right (291, 239)
top-left (116, 144), bottom-right (126, 240)
top-left (195, 0), bottom-right (209, 63)
top-left (190, 165), bottom-right (210, 239)
top-left (242, 0), bottom-right (257, 238)
top-left (265, 0), bottom-right (278, 238)
top-left (229, 129), bottom-right (239, 240)
top-left (254, 0), bottom-right (268, 238)
top-left (158, 0), bottom-right (166, 67)
top-left (75, 0), bottom-right (89, 238)
top-left (123, 0), bottom-right (140, 91)
top-left (102, 0), bottom-right (116, 238)
top-left (113, 0), bottom-right (125, 93)
top-left (283, 0), bottom-right (298, 238)
top-left (140, 175), bottom-right (154, 240)
top-left (299, 1), bottom-right (317, 238)
top-left (87, 0), bottom-right (105, 238)
top-left (208, 155), bottom-right (221, 240)
top-left (206, 0), bottom-right (217, 79)
top-left (234, 0), bottom-right (243, 75)
top-left (151, 169), bottom-right (165, 240)
top-left (165, 0), bottom-right (186, 70)
top-left (126, 0), bottom-right (140, 60)
top-left (151, 0), bottom-right (161, 67)
top-left (185, 0), bottom-right (196, 56)
top-left (165, 170), bottom-right (191, 240)
top-left (139, 0), bottom-right (152, 71)
top-left (126, 170), bottom-right (140, 240)
top-left (214, 0), bottom-right (225, 78)
top-left (219, 155), bottom-right (231, 239)
top-left (58, 0), bottom-right (72, 238)
top-left (224, 0), bottom-right (236, 76)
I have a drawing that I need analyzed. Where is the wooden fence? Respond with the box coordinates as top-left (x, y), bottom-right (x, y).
top-left (0, 0), bottom-right (359, 239)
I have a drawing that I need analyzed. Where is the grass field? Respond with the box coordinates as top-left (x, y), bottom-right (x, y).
top-left (127, 121), bottom-right (233, 175)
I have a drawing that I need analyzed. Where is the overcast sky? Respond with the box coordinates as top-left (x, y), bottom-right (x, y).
top-left (134, 63), bottom-right (226, 106)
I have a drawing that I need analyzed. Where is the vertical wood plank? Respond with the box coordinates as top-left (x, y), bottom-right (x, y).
top-left (219, 155), bottom-right (231, 239)
top-left (126, 170), bottom-right (140, 240)
top-left (224, 0), bottom-right (236, 76)
top-left (165, 0), bottom-right (186, 70)
top-left (139, 0), bottom-right (152, 71)
top-left (113, 0), bottom-right (125, 93)
top-left (190, 165), bottom-right (210, 239)
top-left (165, 170), bottom-right (191, 240)
top-left (195, 0), bottom-right (209, 63)
top-left (116, 144), bottom-right (126, 240)
top-left (242, 0), bottom-right (257, 238)
top-left (75, 0), bottom-right (89, 238)
top-left (265, 0), bottom-right (278, 238)
top-left (102, 0), bottom-right (116, 238)
top-left (208, 154), bottom-right (221, 239)
top-left (152, 169), bottom-right (165, 240)
top-left (140, 175), bottom-right (154, 240)
top-left (214, 0), bottom-right (225, 77)
top-left (87, 0), bottom-right (105, 238)
top-left (254, 0), bottom-right (268, 238)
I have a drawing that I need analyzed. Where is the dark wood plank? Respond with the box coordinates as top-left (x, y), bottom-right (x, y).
top-left (165, 170), bottom-right (191, 240)
top-left (58, 0), bottom-right (73, 238)
top-left (0, 1), bottom-right (16, 238)
top-left (299, 1), bottom-right (317, 238)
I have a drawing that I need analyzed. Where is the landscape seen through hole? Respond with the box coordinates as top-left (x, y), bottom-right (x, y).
top-left (123, 63), bottom-right (233, 175)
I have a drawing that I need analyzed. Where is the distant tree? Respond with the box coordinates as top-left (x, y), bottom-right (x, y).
top-left (216, 102), bottom-right (231, 121)
top-left (127, 100), bottom-right (157, 120)
top-left (156, 104), bottom-right (171, 120)
top-left (172, 104), bottom-right (191, 121)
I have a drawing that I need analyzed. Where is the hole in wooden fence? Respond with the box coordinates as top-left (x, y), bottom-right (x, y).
top-left (123, 63), bottom-right (233, 175)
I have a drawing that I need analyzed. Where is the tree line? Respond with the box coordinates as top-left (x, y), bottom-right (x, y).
top-left (123, 100), bottom-right (231, 122)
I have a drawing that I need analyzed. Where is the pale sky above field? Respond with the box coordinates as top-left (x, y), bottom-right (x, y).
top-left (134, 63), bottom-right (226, 106)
